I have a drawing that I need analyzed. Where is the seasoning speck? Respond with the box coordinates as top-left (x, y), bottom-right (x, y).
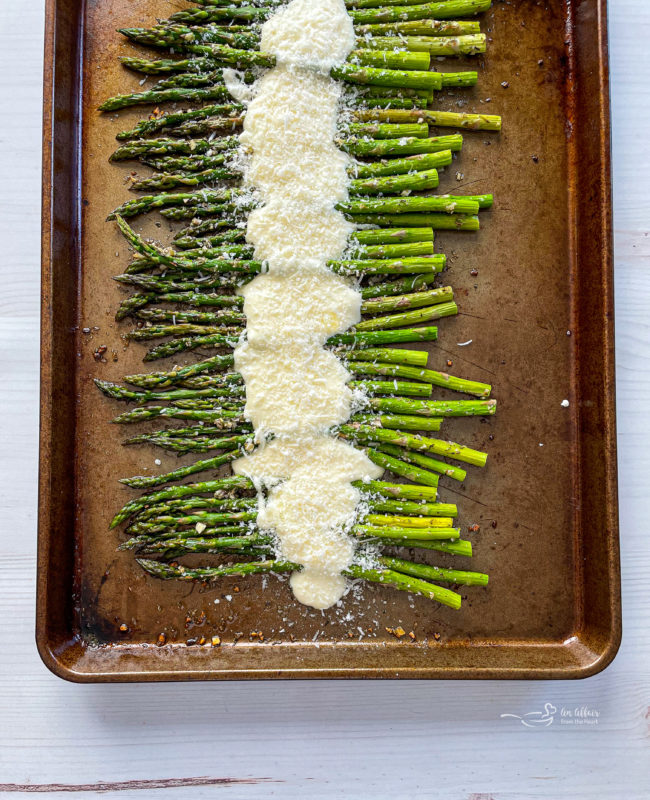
top-left (561, 399), bottom-right (570, 407)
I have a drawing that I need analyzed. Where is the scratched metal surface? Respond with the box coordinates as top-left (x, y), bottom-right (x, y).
top-left (2, 0), bottom-right (649, 796)
top-left (35, 0), bottom-right (618, 680)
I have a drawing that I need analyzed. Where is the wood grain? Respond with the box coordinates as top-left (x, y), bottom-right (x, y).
top-left (0, 0), bottom-right (649, 797)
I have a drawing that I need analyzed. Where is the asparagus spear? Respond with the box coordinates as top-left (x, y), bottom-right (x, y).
top-left (347, 0), bottom-right (474, 6)
top-left (345, 347), bottom-right (429, 367)
top-left (351, 150), bottom-right (452, 178)
top-left (349, 380), bottom-right (432, 397)
top-left (356, 300), bottom-right (458, 330)
top-left (134, 291), bottom-right (245, 310)
top-left (379, 556), bottom-right (488, 586)
top-left (169, 7), bottom-right (273, 23)
top-left (347, 121), bottom-right (429, 138)
top-left (116, 104), bottom-right (242, 140)
top-left (133, 307), bottom-right (244, 326)
top-left (119, 56), bottom-right (218, 74)
top-left (348, 48), bottom-right (431, 71)
top-left (358, 273), bottom-right (439, 297)
top-left (113, 406), bottom-right (245, 424)
top-left (328, 326), bottom-right (440, 347)
top-left (95, 378), bottom-right (242, 403)
top-left (110, 138), bottom-right (237, 162)
top-left (165, 116), bottom-right (245, 138)
top-left (366, 448), bottom-right (440, 487)
top-left (367, 397), bottom-right (497, 416)
top-left (354, 20), bottom-right (481, 36)
top-left (339, 134), bottom-right (462, 157)
top-left (126, 323), bottom-right (244, 342)
top-left (346, 360), bottom-right (492, 397)
top-left (365, 499), bottom-right (456, 516)
top-left (338, 195), bottom-right (480, 216)
top-left (153, 71), bottom-right (226, 89)
top-left (364, 34), bottom-right (487, 56)
top-left (174, 229), bottom-right (246, 247)
top-left (142, 154), bottom-right (232, 173)
top-left (354, 226), bottom-right (433, 244)
top-left (352, 479), bottom-right (439, 502)
top-left (334, 62), bottom-right (442, 90)
top-left (119, 24), bottom-right (259, 51)
top-left (361, 286), bottom-right (454, 313)
top-left (120, 451), bottom-right (243, 489)
top-left (107, 189), bottom-right (234, 219)
top-left (352, 107), bottom-right (502, 131)
top-left (350, 413), bottom-right (442, 431)
top-left (144, 333), bottom-right (242, 361)
top-left (353, 524), bottom-right (460, 541)
top-left (348, 1), bottom-right (493, 25)
top-left (99, 85), bottom-right (232, 112)
top-left (346, 212), bottom-right (480, 230)
top-left (129, 168), bottom-right (240, 191)
top-left (349, 167), bottom-right (439, 195)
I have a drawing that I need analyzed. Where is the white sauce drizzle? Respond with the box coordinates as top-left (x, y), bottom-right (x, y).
top-left (232, 0), bottom-right (382, 610)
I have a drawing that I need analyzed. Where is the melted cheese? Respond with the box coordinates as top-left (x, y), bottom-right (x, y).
top-left (232, 0), bottom-right (382, 610)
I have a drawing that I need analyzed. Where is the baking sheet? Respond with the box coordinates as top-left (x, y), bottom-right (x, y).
top-left (37, 0), bottom-right (620, 680)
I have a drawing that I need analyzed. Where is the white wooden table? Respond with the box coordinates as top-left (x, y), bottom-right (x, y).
top-left (1, 2), bottom-right (649, 797)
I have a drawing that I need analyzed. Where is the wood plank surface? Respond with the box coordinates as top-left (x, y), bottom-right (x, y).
top-left (0, 1), bottom-right (648, 797)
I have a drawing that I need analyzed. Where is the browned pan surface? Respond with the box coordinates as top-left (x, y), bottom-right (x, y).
top-left (37, 0), bottom-right (620, 680)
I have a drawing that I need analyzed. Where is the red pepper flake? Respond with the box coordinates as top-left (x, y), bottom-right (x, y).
top-left (468, 524), bottom-right (480, 532)
top-left (433, 632), bottom-right (441, 641)
top-left (211, 635), bottom-right (221, 647)
top-left (408, 631), bottom-right (416, 641)
top-left (446, 360), bottom-right (453, 367)
top-left (156, 632), bottom-right (167, 647)
top-left (119, 623), bottom-right (128, 633)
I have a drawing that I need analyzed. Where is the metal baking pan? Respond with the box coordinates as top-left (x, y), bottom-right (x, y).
top-left (37, 0), bottom-right (620, 681)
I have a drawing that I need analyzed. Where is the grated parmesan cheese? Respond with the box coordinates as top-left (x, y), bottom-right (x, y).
top-left (232, 0), bottom-right (381, 610)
